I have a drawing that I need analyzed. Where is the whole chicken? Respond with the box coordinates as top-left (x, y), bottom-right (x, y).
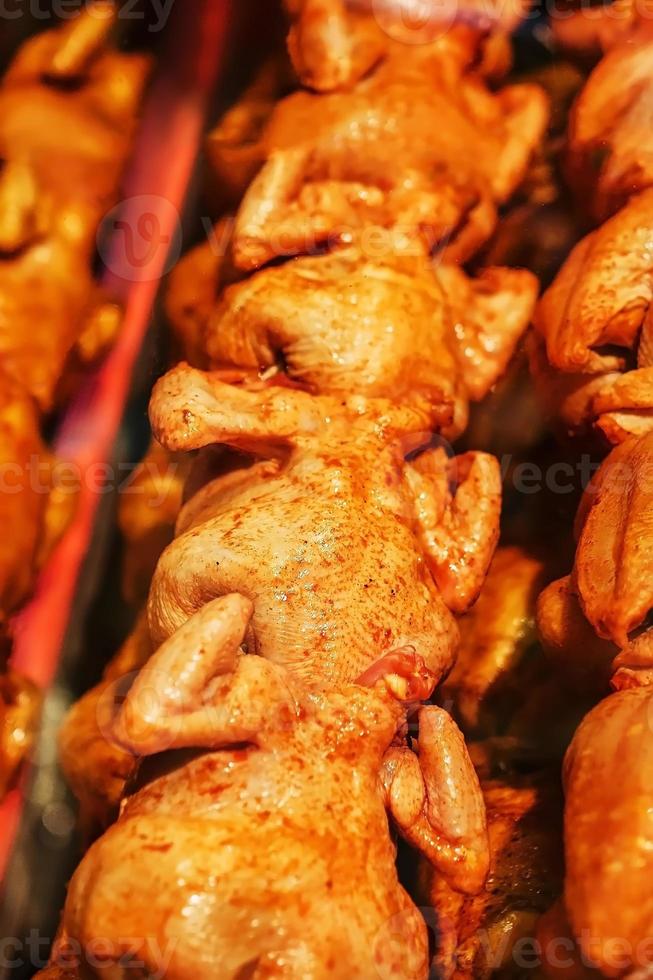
top-left (60, 394), bottom-right (498, 876)
top-left (57, 597), bottom-right (489, 979)
top-left (166, 237), bottom-right (538, 438)
top-left (0, 3), bottom-right (150, 409)
top-left (144, 368), bottom-right (499, 892)
top-left (213, 31), bottom-right (547, 270)
top-left (148, 365), bottom-right (501, 685)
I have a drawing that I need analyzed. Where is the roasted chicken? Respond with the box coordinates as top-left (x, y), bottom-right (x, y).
top-left (148, 365), bottom-right (501, 679)
top-left (531, 12), bottom-right (653, 451)
top-left (37, 2), bottom-right (561, 974)
top-left (212, 28), bottom-right (547, 270)
top-left (0, 3), bottom-right (149, 409)
top-left (167, 235), bottom-right (537, 438)
top-left (532, 188), bottom-right (653, 443)
top-left (0, 4), bottom-right (147, 800)
top-left (56, 599), bottom-right (488, 978)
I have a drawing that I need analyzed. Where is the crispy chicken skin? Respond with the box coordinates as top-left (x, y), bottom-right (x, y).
top-left (147, 365), bottom-right (501, 684)
top-left (166, 237), bottom-right (538, 438)
top-left (0, 4), bottom-right (149, 409)
top-left (57, 599), bottom-right (489, 978)
top-left (216, 32), bottom-right (547, 270)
